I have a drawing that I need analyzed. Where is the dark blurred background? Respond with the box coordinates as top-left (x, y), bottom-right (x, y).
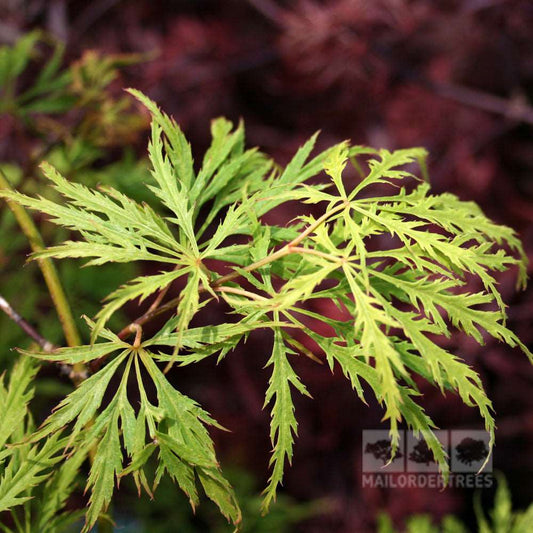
top-left (1, 1), bottom-right (532, 531)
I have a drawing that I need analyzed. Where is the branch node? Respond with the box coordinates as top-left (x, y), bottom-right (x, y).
top-left (129, 323), bottom-right (143, 348)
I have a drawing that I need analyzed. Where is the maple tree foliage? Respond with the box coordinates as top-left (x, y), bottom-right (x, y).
top-left (1, 90), bottom-right (530, 531)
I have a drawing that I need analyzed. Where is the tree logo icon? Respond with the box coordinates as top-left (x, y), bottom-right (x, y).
top-left (451, 431), bottom-right (492, 473)
top-left (409, 440), bottom-right (435, 466)
top-left (362, 431), bottom-right (405, 472)
top-left (365, 439), bottom-right (403, 465)
top-left (455, 437), bottom-right (489, 466)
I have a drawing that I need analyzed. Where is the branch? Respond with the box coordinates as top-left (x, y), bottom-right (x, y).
top-left (0, 294), bottom-right (89, 382)
top-left (421, 79), bottom-right (533, 126)
top-left (371, 42), bottom-right (533, 126)
top-left (0, 294), bottom-right (56, 352)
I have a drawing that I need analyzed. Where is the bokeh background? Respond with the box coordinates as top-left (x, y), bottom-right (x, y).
top-left (1, 1), bottom-right (532, 531)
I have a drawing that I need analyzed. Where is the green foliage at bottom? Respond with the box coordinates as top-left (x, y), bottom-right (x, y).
top-left (377, 476), bottom-right (533, 533)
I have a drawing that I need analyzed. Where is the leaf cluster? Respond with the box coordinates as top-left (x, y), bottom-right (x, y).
top-left (0, 30), bottom-right (145, 139)
top-left (0, 88), bottom-right (530, 530)
top-left (0, 357), bottom-right (86, 533)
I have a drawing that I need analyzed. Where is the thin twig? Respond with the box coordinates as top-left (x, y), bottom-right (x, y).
top-left (116, 266), bottom-right (180, 341)
top-left (371, 42), bottom-right (533, 126)
top-left (0, 295), bottom-right (87, 381)
top-left (147, 284), bottom-right (171, 315)
top-left (146, 264), bottom-right (181, 317)
top-left (0, 294), bottom-right (57, 352)
top-left (214, 286), bottom-right (268, 301)
top-left (421, 79), bottom-right (533, 126)
top-left (289, 245), bottom-right (344, 263)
